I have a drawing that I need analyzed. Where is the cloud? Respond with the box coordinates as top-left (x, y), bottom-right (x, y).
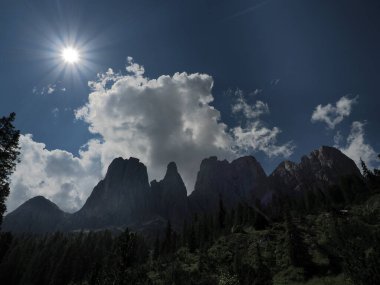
top-left (339, 121), bottom-right (378, 169)
top-left (231, 122), bottom-right (295, 157)
top-left (252, 88), bottom-right (263, 96)
top-left (270, 79), bottom-right (280, 86)
top-left (32, 82), bottom-right (66, 95)
top-left (230, 89), bottom-right (294, 157)
top-left (8, 134), bottom-right (102, 212)
top-left (75, 58), bottom-right (293, 192)
top-left (231, 89), bottom-right (269, 119)
top-left (311, 95), bottom-right (358, 129)
top-left (75, 59), bottom-right (234, 192)
top-left (333, 130), bottom-right (343, 146)
top-left (8, 58), bottom-right (294, 212)
top-left (47, 85), bottom-right (55, 94)
top-left (52, 107), bottom-right (59, 117)
top-left (126, 56), bottom-right (145, 76)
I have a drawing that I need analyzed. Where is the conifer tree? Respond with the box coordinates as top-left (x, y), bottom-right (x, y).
top-left (218, 195), bottom-right (226, 230)
top-left (235, 203), bottom-right (244, 226)
top-left (374, 154), bottom-right (380, 176)
top-left (361, 158), bottom-right (380, 191)
top-left (361, 159), bottom-right (373, 179)
top-left (0, 112), bottom-right (20, 227)
top-left (284, 210), bottom-right (313, 276)
top-left (153, 234), bottom-right (160, 260)
top-left (161, 220), bottom-right (173, 255)
top-left (188, 225), bottom-right (197, 253)
top-left (253, 243), bottom-right (272, 285)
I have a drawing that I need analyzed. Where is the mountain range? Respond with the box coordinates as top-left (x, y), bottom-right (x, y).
top-left (2, 146), bottom-right (362, 234)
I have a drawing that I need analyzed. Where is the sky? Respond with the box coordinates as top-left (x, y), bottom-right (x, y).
top-left (1, 0), bottom-right (379, 212)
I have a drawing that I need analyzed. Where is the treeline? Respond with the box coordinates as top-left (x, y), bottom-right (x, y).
top-left (0, 162), bottom-right (380, 285)
top-left (0, 229), bottom-right (150, 285)
top-left (0, 200), bottom-right (271, 285)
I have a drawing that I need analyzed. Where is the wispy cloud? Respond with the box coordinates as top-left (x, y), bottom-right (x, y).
top-left (231, 122), bottom-right (295, 157)
top-left (270, 79), bottom-right (280, 86)
top-left (252, 88), bottom-right (263, 96)
top-left (32, 82), bottom-right (66, 95)
top-left (311, 95), bottom-right (358, 129)
top-left (231, 89), bottom-right (269, 119)
top-left (51, 108), bottom-right (59, 118)
top-left (229, 88), bottom-right (294, 157)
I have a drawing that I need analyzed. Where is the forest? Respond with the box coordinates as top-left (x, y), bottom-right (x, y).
top-left (2, 1), bottom-right (380, 283)
top-left (0, 160), bottom-right (379, 285)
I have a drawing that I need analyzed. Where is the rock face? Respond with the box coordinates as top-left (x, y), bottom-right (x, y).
top-left (2, 146), bottom-right (364, 233)
top-left (188, 156), bottom-right (270, 213)
top-left (150, 162), bottom-right (188, 226)
top-left (2, 196), bottom-right (66, 233)
top-left (70, 157), bottom-right (152, 230)
top-left (269, 146), bottom-right (362, 195)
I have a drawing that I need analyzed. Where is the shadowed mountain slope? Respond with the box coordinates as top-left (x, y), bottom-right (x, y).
top-left (2, 196), bottom-right (66, 233)
top-left (2, 146), bottom-right (363, 233)
top-left (269, 146), bottom-right (361, 195)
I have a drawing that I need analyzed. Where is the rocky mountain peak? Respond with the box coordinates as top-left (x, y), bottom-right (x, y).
top-left (72, 156), bottom-right (151, 229)
top-left (194, 156), bottom-right (230, 191)
top-left (150, 162), bottom-right (188, 226)
top-left (2, 196), bottom-right (65, 233)
top-left (231, 156), bottom-right (267, 177)
top-left (25, 195), bottom-right (61, 209)
top-left (3, 145), bottom-right (365, 233)
top-left (164, 161), bottom-right (179, 178)
top-left (25, 196), bottom-right (62, 211)
top-left (198, 156), bottom-right (228, 174)
top-left (302, 145), bottom-right (346, 164)
top-left (189, 155), bottom-right (270, 212)
top-left (270, 146), bottom-right (362, 194)
top-left (105, 157), bottom-right (146, 183)
top-left (161, 162), bottom-right (186, 192)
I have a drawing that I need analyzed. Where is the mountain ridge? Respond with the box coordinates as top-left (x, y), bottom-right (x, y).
top-left (2, 146), bottom-right (362, 233)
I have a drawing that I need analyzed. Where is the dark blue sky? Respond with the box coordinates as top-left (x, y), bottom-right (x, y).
top-left (1, 0), bottom-right (379, 175)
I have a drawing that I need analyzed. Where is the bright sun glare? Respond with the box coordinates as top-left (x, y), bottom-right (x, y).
top-left (61, 47), bottom-right (79, 64)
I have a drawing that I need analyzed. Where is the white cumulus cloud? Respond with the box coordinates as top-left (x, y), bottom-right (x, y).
top-left (311, 95), bottom-right (358, 129)
top-left (75, 58), bottom-right (234, 193)
top-left (8, 135), bottom-right (102, 212)
top-left (339, 121), bottom-right (378, 169)
top-left (75, 58), bottom-right (294, 193)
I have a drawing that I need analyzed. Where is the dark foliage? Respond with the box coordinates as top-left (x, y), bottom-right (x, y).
top-left (1, 155), bottom-right (380, 284)
top-left (0, 113), bottom-right (20, 228)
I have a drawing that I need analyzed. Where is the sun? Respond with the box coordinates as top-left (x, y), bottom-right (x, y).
top-left (61, 47), bottom-right (80, 64)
